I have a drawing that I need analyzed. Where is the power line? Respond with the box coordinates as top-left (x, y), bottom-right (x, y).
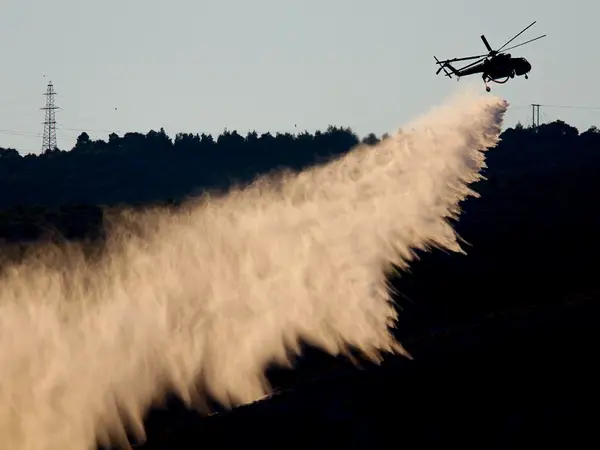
top-left (1, 100), bottom-right (599, 149)
top-left (508, 103), bottom-right (600, 128)
top-left (0, 128), bottom-right (75, 140)
top-left (512, 103), bottom-right (600, 111)
top-left (538, 104), bottom-right (600, 110)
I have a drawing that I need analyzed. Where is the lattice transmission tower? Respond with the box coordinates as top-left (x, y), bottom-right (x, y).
top-left (41, 81), bottom-right (58, 152)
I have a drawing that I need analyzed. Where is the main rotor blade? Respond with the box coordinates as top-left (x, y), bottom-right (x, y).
top-left (497, 21), bottom-right (537, 52)
top-left (500, 34), bottom-right (546, 52)
top-left (481, 35), bottom-right (493, 52)
top-left (437, 54), bottom-right (488, 64)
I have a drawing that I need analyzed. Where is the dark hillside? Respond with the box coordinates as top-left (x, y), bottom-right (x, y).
top-left (2, 121), bottom-right (600, 448)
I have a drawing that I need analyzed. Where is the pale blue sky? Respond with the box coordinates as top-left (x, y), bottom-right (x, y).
top-left (1, 0), bottom-right (599, 154)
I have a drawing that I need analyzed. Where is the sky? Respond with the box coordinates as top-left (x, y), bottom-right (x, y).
top-left (1, 0), bottom-right (599, 155)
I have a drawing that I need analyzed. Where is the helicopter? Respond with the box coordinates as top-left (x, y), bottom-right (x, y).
top-left (434, 21), bottom-right (546, 91)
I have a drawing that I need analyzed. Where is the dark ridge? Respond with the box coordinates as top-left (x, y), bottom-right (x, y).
top-left (2, 119), bottom-right (600, 448)
top-left (145, 293), bottom-right (599, 449)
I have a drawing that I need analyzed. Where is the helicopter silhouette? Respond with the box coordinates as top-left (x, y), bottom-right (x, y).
top-left (434, 21), bottom-right (546, 92)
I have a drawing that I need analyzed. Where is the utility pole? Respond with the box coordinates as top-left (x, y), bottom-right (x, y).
top-left (531, 103), bottom-right (541, 127)
top-left (41, 81), bottom-right (58, 152)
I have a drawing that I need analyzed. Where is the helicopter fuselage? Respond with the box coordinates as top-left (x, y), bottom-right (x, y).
top-left (457, 54), bottom-right (532, 80)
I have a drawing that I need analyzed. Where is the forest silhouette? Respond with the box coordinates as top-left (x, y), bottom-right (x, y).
top-left (1, 119), bottom-right (600, 448)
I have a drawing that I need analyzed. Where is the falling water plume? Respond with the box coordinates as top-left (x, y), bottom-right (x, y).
top-left (0, 89), bottom-right (508, 449)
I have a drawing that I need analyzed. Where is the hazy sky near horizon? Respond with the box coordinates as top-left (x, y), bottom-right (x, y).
top-left (1, 0), bottom-right (599, 154)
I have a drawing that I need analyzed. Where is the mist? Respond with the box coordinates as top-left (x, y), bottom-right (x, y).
top-left (0, 88), bottom-right (508, 450)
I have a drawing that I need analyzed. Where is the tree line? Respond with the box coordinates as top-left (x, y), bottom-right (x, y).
top-left (1, 120), bottom-right (598, 209)
top-left (0, 119), bottom-right (599, 245)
